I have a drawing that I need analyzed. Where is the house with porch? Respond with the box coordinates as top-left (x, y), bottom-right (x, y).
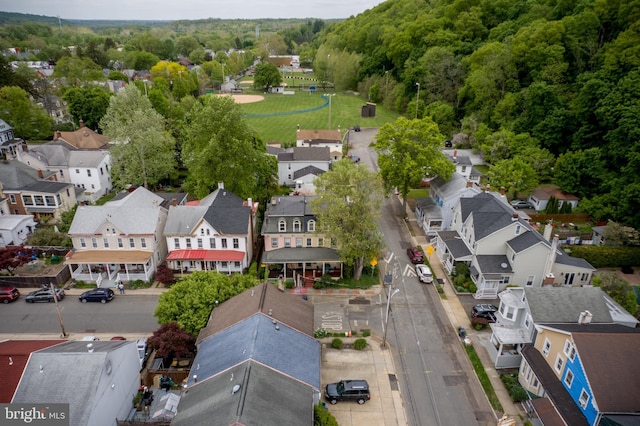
top-left (296, 128), bottom-right (343, 160)
top-left (518, 324), bottom-right (640, 426)
top-left (0, 119), bottom-right (26, 160)
top-left (415, 173), bottom-right (480, 236)
top-left (435, 192), bottom-right (595, 299)
top-left (485, 286), bottom-right (638, 370)
top-left (261, 195), bottom-right (342, 287)
top-left (65, 187), bottom-right (169, 286)
top-left (163, 183), bottom-right (258, 274)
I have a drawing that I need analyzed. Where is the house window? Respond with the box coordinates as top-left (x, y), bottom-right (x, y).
top-left (532, 377), bottom-right (539, 389)
top-left (91, 184), bottom-right (95, 189)
top-left (57, 194), bottom-right (62, 204)
top-left (542, 339), bottom-right (551, 356)
top-left (206, 229), bottom-right (210, 236)
top-left (296, 237), bottom-right (302, 247)
top-left (221, 261), bottom-right (228, 268)
top-left (234, 261), bottom-right (241, 268)
top-left (278, 219), bottom-right (286, 232)
top-left (563, 340), bottom-right (572, 356)
top-left (45, 196), bottom-right (56, 206)
top-left (60, 169), bottom-right (64, 177)
top-left (233, 238), bottom-right (239, 249)
top-left (87, 169), bottom-right (91, 177)
top-left (103, 238), bottom-right (109, 248)
top-left (579, 390), bottom-right (589, 409)
top-left (91, 238), bottom-right (98, 248)
top-left (581, 273), bottom-right (589, 281)
top-left (271, 238), bottom-right (278, 248)
top-left (197, 238), bottom-right (203, 248)
top-left (209, 238), bottom-right (216, 249)
top-left (306, 238), bottom-right (312, 246)
top-left (318, 238), bottom-right (324, 246)
top-left (461, 165), bottom-right (466, 172)
top-left (524, 315), bottom-right (531, 328)
top-left (100, 167), bottom-right (103, 175)
top-left (565, 369), bottom-right (574, 388)
top-left (293, 219), bottom-right (301, 232)
top-left (141, 238), bottom-right (147, 248)
top-left (174, 238), bottom-right (180, 249)
top-left (308, 220), bottom-right (315, 232)
top-left (75, 169), bottom-right (80, 174)
top-left (569, 345), bottom-right (576, 361)
top-left (526, 275), bottom-right (535, 286)
top-left (65, 188), bottom-right (70, 197)
top-left (186, 238), bottom-right (191, 249)
top-left (511, 253), bottom-right (515, 261)
top-left (200, 229), bottom-right (205, 235)
top-left (118, 238), bottom-right (123, 248)
top-left (330, 238), bottom-right (337, 248)
top-left (221, 238), bottom-right (227, 248)
top-left (554, 354), bottom-right (564, 373)
top-left (80, 238), bottom-right (86, 248)
top-left (9, 194), bottom-right (16, 204)
top-left (22, 196), bottom-right (34, 206)
top-left (129, 238), bottom-right (135, 248)
top-left (284, 238), bottom-right (291, 248)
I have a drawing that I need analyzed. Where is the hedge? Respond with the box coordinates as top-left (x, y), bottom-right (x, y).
top-left (565, 246), bottom-right (640, 268)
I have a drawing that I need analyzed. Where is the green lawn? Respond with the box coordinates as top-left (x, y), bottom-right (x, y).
top-left (238, 88), bottom-right (400, 145)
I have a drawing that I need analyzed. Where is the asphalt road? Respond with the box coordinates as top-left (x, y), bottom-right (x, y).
top-left (0, 294), bottom-right (159, 338)
top-left (343, 128), bottom-right (496, 426)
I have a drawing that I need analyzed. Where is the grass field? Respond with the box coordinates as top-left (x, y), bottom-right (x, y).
top-left (238, 86), bottom-right (400, 145)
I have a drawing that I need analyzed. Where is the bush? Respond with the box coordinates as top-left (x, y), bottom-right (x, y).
top-left (155, 264), bottom-right (175, 285)
top-left (314, 403), bottom-right (338, 426)
top-left (500, 372), bottom-right (528, 402)
top-left (314, 328), bottom-right (330, 338)
top-left (353, 338), bottom-right (367, 350)
top-left (362, 330), bottom-right (371, 337)
top-left (331, 338), bottom-right (343, 349)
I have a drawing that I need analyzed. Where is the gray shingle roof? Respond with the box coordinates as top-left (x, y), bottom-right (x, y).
top-left (475, 254), bottom-right (512, 275)
top-left (553, 250), bottom-right (595, 269)
top-left (292, 165), bottom-right (325, 180)
top-left (437, 231), bottom-right (472, 258)
top-left (173, 361), bottom-right (314, 426)
top-left (415, 197), bottom-right (442, 219)
top-left (261, 247), bottom-right (341, 263)
top-left (261, 196), bottom-right (316, 234)
top-left (22, 180), bottom-right (72, 194)
top-left (277, 146), bottom-right (330, 162)
top-left (189, 314), bottom-right (321, 390)
top-left (26, 144), bottom-right (71, 166)
top-left (507, 230), bottom-right (549, 253)
top-left (524, 287), bottom-right (612, 323)
top-left (430, 173), bottom-right (470, 199)
top-left (0, 160), bottom-right (55, 189)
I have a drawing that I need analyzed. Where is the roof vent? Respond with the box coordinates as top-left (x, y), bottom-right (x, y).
top-left (501, 263), bottom-right (508, 269)
top-left (578, 310), bottom-right (593, 325)
top-left (87, 343), bottom-right (94, 353)
top-left (232, 384), bottom-right (241, 394)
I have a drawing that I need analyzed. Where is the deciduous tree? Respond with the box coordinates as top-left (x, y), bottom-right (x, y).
top-left (486, 157), bottom-right (538, 199)
top-left (374, 117), bottom-right (455, 212)
top-left (0, 246), bottom-right (36, 275)
top-left (99, 84), bottom-right (177, 189)
top-left (146, 323), bottom-right (195, 364)
top-left (63, 87), bottom-right (111, 131)
top-left (253, 62), bottom-right (282, 92)
top-left (0, 86), bottom-right (53, 140)
top-left (310, 159), bottom-right (384, 281)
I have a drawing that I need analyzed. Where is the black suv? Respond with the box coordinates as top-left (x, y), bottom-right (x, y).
top-left (471, 304), bottom-right (498, 323)
top-left (325, 380), bottom-right (370, 405)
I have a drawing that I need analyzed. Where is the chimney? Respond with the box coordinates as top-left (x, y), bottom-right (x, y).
top-left (466, 181), bottom-right (473, 188)
top-left (485, 184), bottom-right (490, 192)
top-left (247, 197), bottom-right (252, 208)
top-left (37, 169), bottom-right (44, 179)
top-left (578, 310), bottom-right (592, 325)
top-left (171, 198), bottom-right (177, 207)
top-left (512, 213), bottom-right (518, 221)
top-left (152, 199), bottom-right (158, 208)
top-left (500, 186), bottom-right (506, 197)
top-left (79, 119), bottom-right (85, 128)
top-left (542, 273), bottom-right (555, 286)
top-left (542, 234), bottom-right (559, 281)
top-left (55, 130), bottom-right (61, 140)
top-left (453, 149), bottom-right (457, 159)
top-left (218, 182), bottom-right (224, 190)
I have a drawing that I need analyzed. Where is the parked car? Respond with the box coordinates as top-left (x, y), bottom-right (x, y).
top-left (110, 336), bottom-right (126, 340)
top-left (406, 247), bottom-right (424, 264)
top-left (137, 338), bottom-right (150, 369)
top-left (325, 380), bottom-right (370, 405)
top-left (81, 336), bottom-right (100, 341)
top-left (0, 286), bottom-right (20, 303)
top-left (471, 304), bottom-right (498, 323)
top-left (510, 199), bottom-right (533, 209)
top-left (25, 288), bottom-right (65, 303)
top-left (79, 288), bottom-right (114, 303)
top-left (415, 264), bottom-right (433, 283)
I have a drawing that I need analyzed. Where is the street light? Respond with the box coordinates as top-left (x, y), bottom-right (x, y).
top-left (382, 288), bottom-right (400, 348)
top-left (415, 82), bottom-right (420, 119)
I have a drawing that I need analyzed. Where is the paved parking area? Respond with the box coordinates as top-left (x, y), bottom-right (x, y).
top-left (321, 342), bottom-right (407, 426)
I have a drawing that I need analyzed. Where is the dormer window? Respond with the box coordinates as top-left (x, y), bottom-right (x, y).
top-left (308, 220), bottom-right (316, 232)
top-left (278, 219), bottom-right (286, 232)
top-left (293, 219), bottom-right (301, 232)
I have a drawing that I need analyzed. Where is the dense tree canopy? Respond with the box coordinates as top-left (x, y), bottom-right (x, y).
top-left (253, 62), bottom-right (282, 91)
top-left (0, 86), bottom-right (53, 140)
top-left (310, 159), bottom-right (384, 281)
top-left (62, 87), bottom-right (111, 131)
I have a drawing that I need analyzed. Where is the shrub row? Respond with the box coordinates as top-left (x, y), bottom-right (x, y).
top-left (566, 246), bottom-right (640, 268)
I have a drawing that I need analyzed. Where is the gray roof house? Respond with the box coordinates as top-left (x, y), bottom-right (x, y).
top-left (163, 182), bottom-right (258, 275)
top-left (172, 282), bottom-right (320, 426)
top-left (0, 118), bottom-right (26, 160)
top-left (435, 192), bottom-right (596, 299)
top-left (66, 187), bottom-right (169, 286)
top-left (415, 172), bottom-right (480, 236)
top-left (260, 195), bottom-right (342, 285)
top-left (485, 286), bottom-right (638, 369)
top-left (276, 146), bottom-right (330, 187)
top-left (12, 340), bottom-right (140, 426)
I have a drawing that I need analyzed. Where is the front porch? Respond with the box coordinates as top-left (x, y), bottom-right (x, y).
top-left (261, 247), bottom-right (343, 288)
top-left (484, 324), bottom-right (532, 369)
top-left (65, 249), bottom-right (156, 286)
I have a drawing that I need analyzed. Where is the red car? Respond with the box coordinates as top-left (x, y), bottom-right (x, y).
top-left (406, 247), bottom-right (424, 264)
top-left (0, 286), bottom-right (20, 303)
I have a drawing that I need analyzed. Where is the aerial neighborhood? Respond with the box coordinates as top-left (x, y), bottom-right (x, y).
top-left (1, 2), bottom-right (639, 426)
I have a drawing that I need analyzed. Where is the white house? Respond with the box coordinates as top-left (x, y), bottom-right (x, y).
top-left (435, 192), bottom-right (595, 298)
top-left (164, 183), bottom-right (258, 274)
top-left (296, 129), bottom-right (342, 160)
top-left (66, 187), bottom-right (169, 286)
top-left (276, 146), bottom-right (330, 187)
top-left (0, 214), bottom-right (37, 247)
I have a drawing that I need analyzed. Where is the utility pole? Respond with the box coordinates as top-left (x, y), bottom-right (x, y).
top-left (382, 288), bottom-right (400, 348)
top-left (50, 282), bottom-right (68, 338)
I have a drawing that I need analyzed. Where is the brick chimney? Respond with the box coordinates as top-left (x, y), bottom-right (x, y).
top-left (453, 150), bottom-right (457, 160)
top-left (55, 130), bottom-right (61, 140)
top-left (79, 119), bottom-right (85, 128)
top-left (37, 169), bottom-right (44, 179)
top-left (171, 198), bottom-right (177, 207)
top-left (466, 181), bottom-right (473, 188)
top-left (500, 186), bottom-right (506, 197)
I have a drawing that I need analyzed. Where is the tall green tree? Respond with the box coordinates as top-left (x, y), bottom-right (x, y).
top-left (181, 95), bottom-right (269, 199)
top-left (154, 271), bottom-right (259, 336)
top-left (253, 62), bottom-right (282, 91)
top-left (99, 84), bottom-right (177, 189)
top-left (52, 56), bottom-right (105, 87)
top-left (310, 159), bottom-right (384, 281)
top-left (0, 86), bottom-right (53, 140)
top-left (487, 157), bottom-right (538, 199)
top-left (63, 87), bottom-right (111, 131)
top-left (374, 117), bottom-right (455, 212)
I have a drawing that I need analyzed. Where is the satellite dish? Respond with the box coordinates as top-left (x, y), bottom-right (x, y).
top-left (501, 263), bottom-right (508, 269)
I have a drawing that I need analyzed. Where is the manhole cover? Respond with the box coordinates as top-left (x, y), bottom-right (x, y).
top-left (349, 297), bottom-right (370, 305)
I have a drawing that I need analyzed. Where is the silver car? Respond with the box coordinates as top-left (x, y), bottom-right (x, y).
top-left (415, 264), bottom-right (433, 283)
